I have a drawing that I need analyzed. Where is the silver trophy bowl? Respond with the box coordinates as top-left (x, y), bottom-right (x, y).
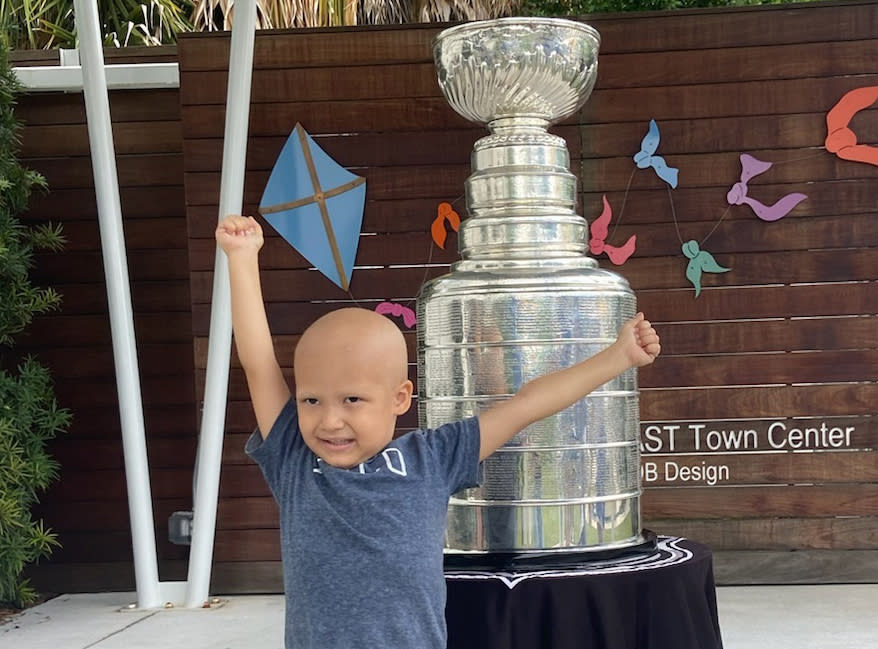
top-left (419, 18), bottom-right (642, 556)
top-left (434, 17), bottom-right (600, 127)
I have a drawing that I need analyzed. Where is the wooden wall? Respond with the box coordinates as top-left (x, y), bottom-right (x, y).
top-left (575, 1), bottom-right (878, 583)
top-left (13, 0), bottom-right (878, 594)
top-left (181, 0), bottom-right (878, 588)
top-left (11, 47), bottom-right (198, 590)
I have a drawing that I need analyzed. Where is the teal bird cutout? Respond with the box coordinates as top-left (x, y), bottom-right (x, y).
top-left (682, 240), bottom-right (731, 297)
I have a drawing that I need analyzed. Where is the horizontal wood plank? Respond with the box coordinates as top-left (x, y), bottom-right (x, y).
top-left (181, 124), bottom-right (581, 171)
top-left (582, 74), bottom-right (878, 124)
top-left (712, 549), bottom-right (878, 584)
top-left (582, 180), bottom-right (878, 224)
top-left (188, 284), bottom-right (878, 336)
top-left (16, 88), bottom-right (180, 125)
top-left (644, 517), bottom-right (878, 551)
top-left (187, 247), bottom-right (877, 302)
top-left (50, 218), bottom-right (191, 252)
top-left (642, 484), bottom-right (878, 518)
top-left (580, 112), bottom-right (878, 157)
top-left (594, 38), bottom-right (878, 88)
top-left (52, 375), bottom-right (196, 409)
top-left (5, 343), bottom-right (194, 379)
top-left (24, 186), bottom-right (186, 220)
top-left (640, 384), bottom-right (878, 420)
top-left (21, 120), bottom-right (182, 158)
top-left (641, 349), bottom-right (878, 388)
top-left (179, 63), bottom-right (444, 106)
top-left (32, 249), bottom-right (190, 283)
top-left (635, 284), bottom-right (875, 322)
top-left (24, 313), bottom-right (194, 346)
top-left (180, 97), bottom-right (471, 138)
top-left (60, 404), bottom-right (198, 439)
top-left (23, 153), bottom-right (182, 190)
top-left (177, 24), bottom-right (440, 71)
top-left (641, 317), bottom-right (878, 355)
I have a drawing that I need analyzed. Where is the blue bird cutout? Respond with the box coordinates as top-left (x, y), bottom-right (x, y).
top-left (634, 119), bottom-right (679, 188)
top-left (682, 240), bottom-right (731, 297)
top-left (259, 123), bottom-right (366, 291)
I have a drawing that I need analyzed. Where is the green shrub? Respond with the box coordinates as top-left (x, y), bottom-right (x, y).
top-left (0, 40), bottom-right (71, 608)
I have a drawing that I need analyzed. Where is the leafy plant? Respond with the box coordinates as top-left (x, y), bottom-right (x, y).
top-left (0, 40), bottom-right (71, 608)
top-left (0, 0), bottom-right (195, 49)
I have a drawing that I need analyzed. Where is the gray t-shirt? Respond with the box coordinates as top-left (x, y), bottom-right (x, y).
top-left (246, 399), bottom-right (481, 649)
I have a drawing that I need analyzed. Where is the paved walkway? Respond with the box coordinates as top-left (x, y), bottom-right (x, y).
top-left (3, 585), bottom-right (877, 648)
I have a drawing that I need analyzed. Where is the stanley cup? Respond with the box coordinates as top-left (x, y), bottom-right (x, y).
top-left (418, 18), bottom-right (643, 554)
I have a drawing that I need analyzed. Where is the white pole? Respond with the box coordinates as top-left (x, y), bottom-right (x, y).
top-left (72, 0), bottom-right (162, 608)
top-left (184, 0), bottom-right (259, 608)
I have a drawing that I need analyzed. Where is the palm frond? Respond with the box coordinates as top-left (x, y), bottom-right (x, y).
top-left (191, 0), bottom-right (521, 30)
top-left (413, 0), bottom-right (519, 22)
top-left (359, 0), bottom-right (409, 23)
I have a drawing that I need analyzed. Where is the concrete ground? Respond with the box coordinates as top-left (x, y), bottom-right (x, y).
top-left (2, 585), bottom-right (877, 648)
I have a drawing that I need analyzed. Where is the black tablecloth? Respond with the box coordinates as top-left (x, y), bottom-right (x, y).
top-left (445, 537), bottom-right (723, 649)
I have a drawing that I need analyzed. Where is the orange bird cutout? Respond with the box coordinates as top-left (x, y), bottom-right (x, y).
top-left (825, 86), bottom-right (878, 167)
top-left (589, 195), bottom-right (636, 265)
top-left (431, 202), bottom-right (461, 249)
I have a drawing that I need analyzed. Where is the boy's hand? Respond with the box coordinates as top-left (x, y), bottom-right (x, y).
top-left (216, 215), bottom-right (264, 255)
top-left (616, 312), bottom-right (661, 368)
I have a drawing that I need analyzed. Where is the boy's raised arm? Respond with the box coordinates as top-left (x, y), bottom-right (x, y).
top-left (216, 215), bottom-right (291, 438)
top-left (477, 313), bottom-right (660, 460)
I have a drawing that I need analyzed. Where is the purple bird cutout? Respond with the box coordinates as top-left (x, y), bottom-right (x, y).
top-left (726, 154), bottom-right (807, 222)
top-left (375, 302), bottom-right (417, 329)
top-left (633, 119), bottom-right (679, 188)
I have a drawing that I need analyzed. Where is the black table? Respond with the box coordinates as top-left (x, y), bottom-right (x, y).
top-left (445, 537), bottom-right (723, 649)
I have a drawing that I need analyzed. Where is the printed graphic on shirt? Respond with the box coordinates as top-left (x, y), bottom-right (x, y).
top-left (313, 447), bottom-right (408, 476)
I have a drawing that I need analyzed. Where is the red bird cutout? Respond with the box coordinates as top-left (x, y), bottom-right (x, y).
top-left (589, 195), bottom-right (636, 265)
top-left (431, 202), bottom-right (461, 249)
top-left (825, 86), bottom-right (878, 167)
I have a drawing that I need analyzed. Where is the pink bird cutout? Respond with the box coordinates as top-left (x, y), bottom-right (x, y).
top-left (726, 154), bottom-right (807, 222)
top-left (589, 195), bottom-right (636, 265)
top-left (375, 302), bottom-right (417, 329)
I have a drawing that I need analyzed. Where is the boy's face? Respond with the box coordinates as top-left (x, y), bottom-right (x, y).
top-left (294, 309), bottom-right (413, 469)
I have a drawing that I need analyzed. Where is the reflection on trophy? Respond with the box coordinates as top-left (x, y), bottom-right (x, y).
top-left (418, 18), bottom-right (643, 556)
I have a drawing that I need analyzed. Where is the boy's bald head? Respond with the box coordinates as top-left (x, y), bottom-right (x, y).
top-left (295, 307), bottom-right (409, 385)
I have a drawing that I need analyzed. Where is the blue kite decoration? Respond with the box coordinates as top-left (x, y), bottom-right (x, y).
top-left (259, 123), bottom-right (366, 291)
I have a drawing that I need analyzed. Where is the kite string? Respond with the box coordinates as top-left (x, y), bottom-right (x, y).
top-left (608, 167), bottom-right (637, 242)
top-left (617, 143), bottom-right (821, 250)
top-left (346, 193), bottom-right (466, 316)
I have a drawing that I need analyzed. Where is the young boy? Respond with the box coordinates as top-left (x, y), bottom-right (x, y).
top-left (216, 214), bottom-right (660, 649)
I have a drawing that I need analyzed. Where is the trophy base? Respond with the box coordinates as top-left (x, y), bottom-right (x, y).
top-left (443, 529), bottom-right (659, 571)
